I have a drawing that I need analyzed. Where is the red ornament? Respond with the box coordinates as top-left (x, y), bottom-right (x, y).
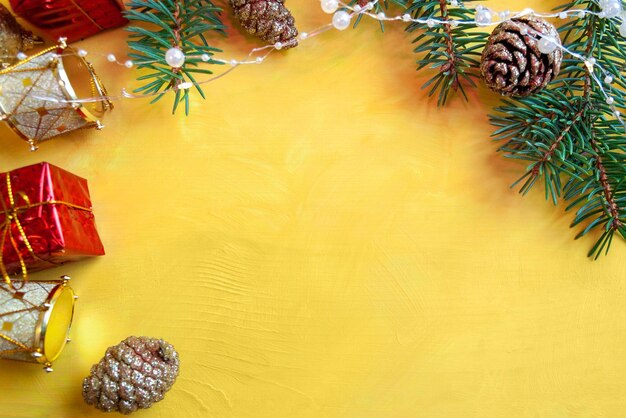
top-left (0, 162), bottom-right (105, 276)
top-left (9, 0), bottom-right (127, 43)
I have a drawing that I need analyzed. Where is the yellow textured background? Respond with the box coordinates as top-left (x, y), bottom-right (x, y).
top-left (1, 1), bottom-right (626, 417)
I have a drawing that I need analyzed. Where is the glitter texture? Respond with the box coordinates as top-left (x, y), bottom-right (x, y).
top-left (0, 280), bottom-right (71, 364)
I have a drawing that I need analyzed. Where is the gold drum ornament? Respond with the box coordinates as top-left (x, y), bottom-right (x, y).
top-left (0, 276), bottom-right (76, 371)
top-left (0, 38), bottom-right (112, 151)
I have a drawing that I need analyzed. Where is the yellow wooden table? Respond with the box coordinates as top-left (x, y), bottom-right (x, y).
top-left (1, 1), bottom-right (625, 417)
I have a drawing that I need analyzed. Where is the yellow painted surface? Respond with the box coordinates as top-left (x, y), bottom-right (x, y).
top-left (1, 1), bottom-right (626, 417)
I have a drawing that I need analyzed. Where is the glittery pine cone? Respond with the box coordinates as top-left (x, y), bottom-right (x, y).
top-left (481, 16), bottom-right (562, 97)
top-left (82, 336), bottom-right (180, 415)
top-left (230, 0), bottom-right (298, 48)
top-left (0, 4), bottom-right (41, 68)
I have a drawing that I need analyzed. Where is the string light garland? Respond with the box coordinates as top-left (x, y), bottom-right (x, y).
top-left (1, 0), bottom-right (624, 125)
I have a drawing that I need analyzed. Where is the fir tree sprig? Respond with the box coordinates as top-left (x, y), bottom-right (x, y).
top-left (490, 0), bottom-right (626, 258)
top-left (125, 0), bottom-right (225, 115)
top-left (403, 0), bottom-right (488, 106)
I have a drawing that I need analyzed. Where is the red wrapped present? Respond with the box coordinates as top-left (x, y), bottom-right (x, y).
top-left (0, 162), bottom-right (104, 277)
top-left (9, 0), bottom-right (127, 43)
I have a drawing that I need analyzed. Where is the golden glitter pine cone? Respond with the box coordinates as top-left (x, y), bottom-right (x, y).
top-left (230, 0), bottom-right (298, 48)
top-left (481, 16), bottom-right (562, 97)
top-left (0, 4), bottom-right (41, 68)
top-left (82, 336), bottom-right (180, 415)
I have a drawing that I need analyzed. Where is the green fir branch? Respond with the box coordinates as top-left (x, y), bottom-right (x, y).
top-left (490, 0), bottom-right (626, 258)
top-left (125, 0), bottom-right (225, 115)
top-left (403, 0), bottom-right (488, 106)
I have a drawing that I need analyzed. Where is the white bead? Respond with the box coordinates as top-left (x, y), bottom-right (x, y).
top-left (77, 49), bottom-right (88, 57)
top-left (602, 0), bottom-right (622, 18)
top-left (230, 59), bottom-right (238, 66)
top-left (321, 0), bottom-right (338, 14)
top-left (255, 57), bottom-right (263, 63)
top-left (402, 13), bottom-right (411, 22)
top-left (578, 11), bottom-right (585, 18)
top-left (365, 2), bottom-right (374, 10)
top-left (165, 47), bottom-right (185, 68)
top-left (474, 8), bottom-right (492, 26)
top-left (332, 10), bottom-right (352, 30)
top-left (620, 21), bottom-right (626, 37)
top-left (16, 52), bottom-right (27, 60)
top-left (376, 12), bottom-right (385, 19)
top-left (201, 53), bottom-right (210, 62)
top-left (299, 32), bottom-right (308, 40)
top-left (106, 53), bottom-right (116, 62)
top-left (559, 12), bottom-right (568, 19)
top-left (275, 42), bottom-right (283, 50)
top-left (606, 97), bottom-right (615, 105)
top-left (538, 36), bottom-right (558, 54)
top-left (124, 60), bottom-right (133, 68)
top-left (450, 20), bottom-right (459, 27)
top-left (427, 18), bottom-right (435, 28)
top-left (450, 0), bottom-right (458, 6)
top-left (499, 10), bottom-right (510, 20)
top-left (605, 75), bottom-right (614, 84)
top-left (588, 57), bottom-right (597, 65)
top-left (353, 4), bottom-right (361, 12)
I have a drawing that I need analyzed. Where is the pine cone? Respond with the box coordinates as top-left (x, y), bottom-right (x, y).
top-left (481, 16), bottom-right (562, 97)
top-left (230, 0), bottom-right (298, 48)
top-left (82, 337), bottom-right (180, 415)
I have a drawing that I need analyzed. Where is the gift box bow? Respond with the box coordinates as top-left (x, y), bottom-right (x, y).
top-left (0, 171), bottom-right (92, 290)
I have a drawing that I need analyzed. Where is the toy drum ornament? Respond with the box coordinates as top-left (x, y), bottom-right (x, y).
top-left (0, 277), bottom-right (76, 371)
top-left (0, 38), bottom-right (112, 151)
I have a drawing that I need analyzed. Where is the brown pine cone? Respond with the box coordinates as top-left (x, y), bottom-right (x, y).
top-left (82, 336), bottom-right (180, 415)
top-left (230, 0), bottom-right (298, 48)
top-left (481, 16), bottom-right (562, 97)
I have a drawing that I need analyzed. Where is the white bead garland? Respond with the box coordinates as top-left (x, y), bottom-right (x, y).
top-left (321, 0), bottom-right (339, 14)
top-left (332, 10), bottom-right (352, 30)
top-left (474, 6), bottom-right (493, 27)
top-left (538, 36), bottom-right (558, 54)
top-left (165, 47), bottom-right (185, 68)
top-left (600, 0), bottom-right (622, 18)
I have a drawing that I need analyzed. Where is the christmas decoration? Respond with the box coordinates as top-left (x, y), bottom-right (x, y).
top-left (481, 16), bottom-right (563, 97)
top-left (5, 0), bottom-right (624, 256)
top-left (404, 0), bottom-right (488, 106)
top-left (0, 162), bottom-right (105, 278)
top-left (0, 4), bottom-right (41, 69)
top-left (9, 0), bottom-right (127, 43)
top-left (229, 0), bottom-right (299, 48)
top-left (83, 336), bottom-right (180, 415)
top-left (491, 0), bottom-right (626, 258)
top-left (125, 0), bottom-right (225, 115)
top-left (0, 276), bottom-right (75, 372)
top-left (0, 39), bottom-right (112, 151)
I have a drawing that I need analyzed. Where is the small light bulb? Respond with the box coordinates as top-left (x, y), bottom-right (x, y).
top-left (124, 60), bottom-right (133, 68)
top-left (106, 53), bottom-right (116, 62)
top-left (77, 49), bottom-right (88, 57)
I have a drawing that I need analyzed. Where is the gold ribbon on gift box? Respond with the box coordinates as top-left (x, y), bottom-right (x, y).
top-left (0, 172), bottom-right (86, 371)
top-left (0, 171), bottom-right (93, 288)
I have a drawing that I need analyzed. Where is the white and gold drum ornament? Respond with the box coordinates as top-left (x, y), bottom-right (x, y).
top-left (0, 276), bottom-right (76, 372)
top-left (0, 38), bottom-right (112, 151)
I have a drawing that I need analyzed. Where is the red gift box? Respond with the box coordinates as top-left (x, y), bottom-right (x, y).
top-left (9, 0), bottom-right (127, 43)
top-left (0, 162), bottom-right (104, 276)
